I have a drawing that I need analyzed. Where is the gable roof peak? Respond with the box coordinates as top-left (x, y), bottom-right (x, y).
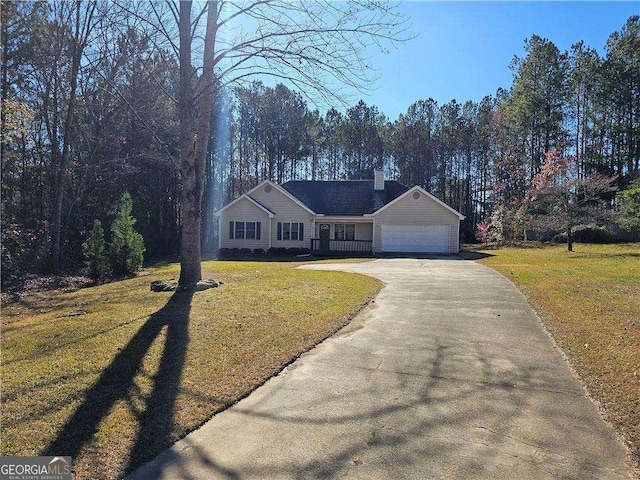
top-left (371, 185), bottom-right (465, 219)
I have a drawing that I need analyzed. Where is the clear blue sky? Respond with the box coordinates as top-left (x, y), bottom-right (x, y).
top-left (354, 1), bottom-right (639, 120)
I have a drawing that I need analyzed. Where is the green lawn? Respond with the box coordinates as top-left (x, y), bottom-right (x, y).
top-left (1, 260), bottom-right (381, 480)
top-left (464, 243), bottom-right (640, 468)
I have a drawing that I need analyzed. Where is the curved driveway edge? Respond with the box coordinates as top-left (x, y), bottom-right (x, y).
top-left (128, 257), bottom-right (633, 480)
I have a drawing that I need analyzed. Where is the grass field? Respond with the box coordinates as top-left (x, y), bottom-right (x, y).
top-left (464, 243), bottom-right (640, 468)
top-left (3, 248), bottom-right (638, 477)
top-left (0, 260), bottom-right (381, 480)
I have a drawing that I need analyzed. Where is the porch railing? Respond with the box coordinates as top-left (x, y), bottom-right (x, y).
top-left (311, 238), bottom-right (373, 253)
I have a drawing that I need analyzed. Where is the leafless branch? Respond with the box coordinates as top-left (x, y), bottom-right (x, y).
top-left (117, 0), bottom-right (412, 107)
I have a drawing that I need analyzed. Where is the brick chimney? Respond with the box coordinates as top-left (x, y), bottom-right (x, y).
top-left (374, 168), bottom-right (384, 191)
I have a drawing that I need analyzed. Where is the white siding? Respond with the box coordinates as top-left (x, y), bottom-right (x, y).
top-left (250, 186), bottom-right (312, 248)
top-left (356, 223), bottom-right (373, 241)
top-left (219, 198), bottom-right (270, 250)
top-left (373, 193), bottom-right (461, 253)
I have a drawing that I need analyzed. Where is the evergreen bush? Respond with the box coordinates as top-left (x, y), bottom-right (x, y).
top-left (82, 219), bottom-right (111, 279)
top-left (617, 179), bottom-right (640, 236)
top-left (110, 192), bottom-right (145, 275)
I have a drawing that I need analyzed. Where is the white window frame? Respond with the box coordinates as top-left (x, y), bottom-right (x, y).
top-left (234, 222), bottom-right (245, 239)
top-left (230, 221), bottom-right (260, 240)
top-left (335, 223), bottom-right (356, 241)
top-left (278, 222), bottom-right (304, 241)
top-left (245, 221), bottom-right (256, 240)
top-left (290, 222), bottom-right (299, 241)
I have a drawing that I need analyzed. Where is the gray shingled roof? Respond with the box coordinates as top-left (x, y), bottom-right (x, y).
top-left (281, 180), bottom-right (409, 216)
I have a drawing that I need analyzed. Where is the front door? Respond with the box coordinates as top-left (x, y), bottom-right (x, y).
top-left (319, 224), bottom-right (330, 250)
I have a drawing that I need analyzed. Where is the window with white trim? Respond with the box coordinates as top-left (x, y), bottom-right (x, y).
top-left (229, 221), bottom-right (261, 240)
top-left (234, 222), bottom-right (245, 239)
top-left (245, 222), bottom-right (257, 239)
top-left (277, 222), bottom-right (304, 241)
top-left (335, 224), bottom-right (356, 241)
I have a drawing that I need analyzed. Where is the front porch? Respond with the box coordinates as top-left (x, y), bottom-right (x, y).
top-left (310, 238), bottom-right (373, 255)
top-left (311, 220), bottom-right (374, 255)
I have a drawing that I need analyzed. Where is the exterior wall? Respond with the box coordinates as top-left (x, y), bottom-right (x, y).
top-left (356, 223), bottom-right (373, 241)
top-left (373, 193), bottom-right (461, 253)
top-left (250, 185), bottom-right (313, 249)
top-left (219, 198), bottom-right (270, 250)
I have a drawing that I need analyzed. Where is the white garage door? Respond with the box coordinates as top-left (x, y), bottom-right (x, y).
top-left (381, 225), bottom-right (450, 253)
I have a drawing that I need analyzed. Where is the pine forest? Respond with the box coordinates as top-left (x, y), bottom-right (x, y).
top-left (1, 2), bottom-right (638, 280)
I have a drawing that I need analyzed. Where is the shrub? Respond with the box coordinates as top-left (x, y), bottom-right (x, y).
top-left (253, 248), bottom-right (265, 255)
top-left (488, 207), bottom-right (506, 242)
top-left (239, 248), bottom-right (252, 255)
top-left (616, 178), bottom-right (640, 235)
top-left (485, 204), bottom-right (529, 243)
top-left (0, 223), bottom-right (45, 279)
top-left (109, 192), bottom-right (145, 275)
top-left (82, 220), bottom-right (111, 279)
top-left (268, 247), bottom-right (287, 255)
top-left (474, 219), bottom-right (491, 243)
top-left (553, 224), bottom-right (617, 244)
top-left (230, 248), bottom-right (240, 255)
top-left (285, 247), bottom-right (310, 255)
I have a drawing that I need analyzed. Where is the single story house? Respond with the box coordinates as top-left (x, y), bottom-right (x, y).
top-left (216, 170), bottom-right (465, 254)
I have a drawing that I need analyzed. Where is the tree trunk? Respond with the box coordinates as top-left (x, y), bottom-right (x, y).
top-left (51, 172), bottom-right (65, 272)
top-left (178, 0), bottom-right (218, 286)
top-left (50, 2), bottom-right (92, 272)
top-left (567, 224), bottom-right (573, 252)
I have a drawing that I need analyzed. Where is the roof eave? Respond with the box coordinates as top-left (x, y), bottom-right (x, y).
top-left (218, 179), bottom-right (316, 216)
top-left (215, 193), bottom-right (275, 218)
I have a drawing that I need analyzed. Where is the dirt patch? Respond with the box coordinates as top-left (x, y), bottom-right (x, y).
top-left (1, 274), bottom-right (95, 305)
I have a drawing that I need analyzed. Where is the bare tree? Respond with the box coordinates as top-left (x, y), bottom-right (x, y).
top-left (17, 1), bottom-right (99, 272)
top-left (131, 0), bottom-right (409, 286)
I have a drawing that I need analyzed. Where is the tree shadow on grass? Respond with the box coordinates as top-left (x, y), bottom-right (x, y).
top-left (568, 251), bottom-right (640, 259)
top-left (456, 250), bottom-right (496, 260)
top-left (43, 290), bottom-right (194, 472)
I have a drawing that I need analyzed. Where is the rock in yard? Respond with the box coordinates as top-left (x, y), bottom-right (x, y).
top-left (188, 279), bottom-right (222, 292)
top-left (150, 280), bottom-right (178, 292)
top-left (151, 278), bottom-right (223, 292)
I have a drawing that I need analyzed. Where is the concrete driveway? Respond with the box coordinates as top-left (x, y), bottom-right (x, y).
top-left (128, 257), bottom-right (633, 480)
